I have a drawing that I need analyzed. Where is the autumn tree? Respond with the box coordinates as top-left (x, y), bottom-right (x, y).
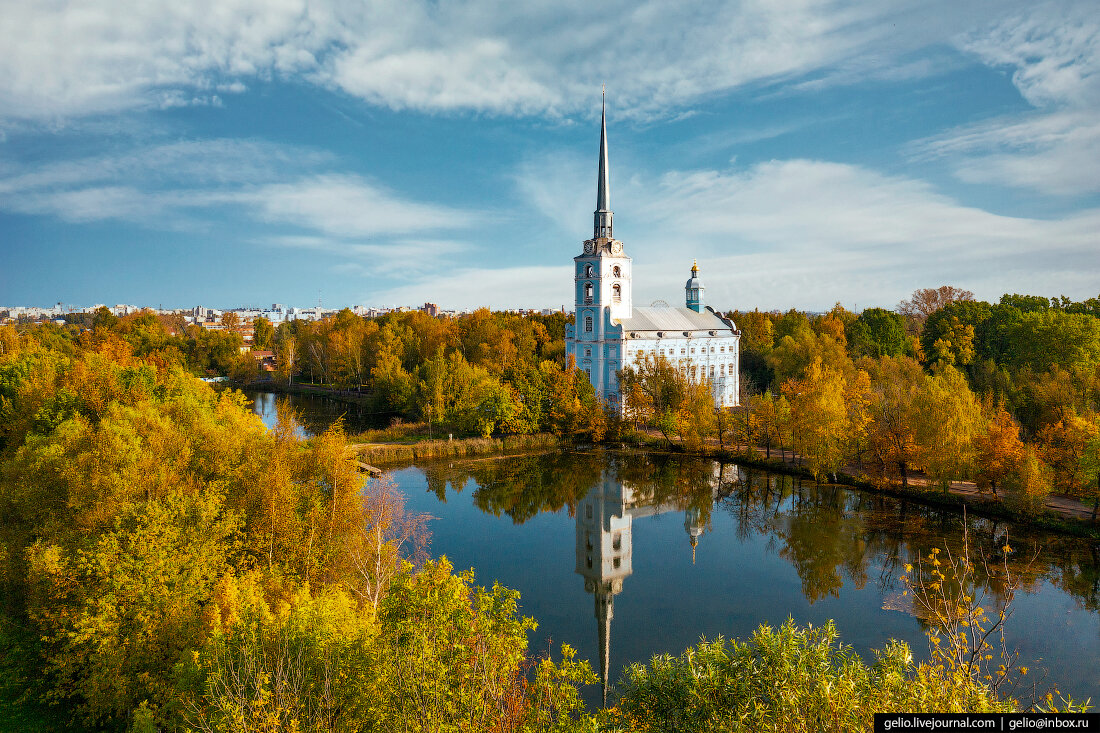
top-left (898, 285), bottom-right (975, 319)
top-left (782, 357), bottom-right (855, 481)
top-left (1081, 435), bottom-right (1100, 520)
top-left (975, 405), bottom-right (1025, 497)
top-left (220, 310), bottom-right (241, 334)
top-left (865, 356), bottom-right (924, 487)
top-left (1036, 411), bottom-right (1099, 497)
top-left (913, 366), bottom-right (986, 492)
top-left (768, 316), bottom-right (850, 386)
top-left (747, 392), bottom-right (781, 459)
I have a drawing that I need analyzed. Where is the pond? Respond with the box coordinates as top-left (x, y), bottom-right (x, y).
top-left (249, 391), bottom-right (1100, 707)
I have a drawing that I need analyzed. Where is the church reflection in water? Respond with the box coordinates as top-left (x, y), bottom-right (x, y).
top-left (574, 463), bottom-right (738, 705)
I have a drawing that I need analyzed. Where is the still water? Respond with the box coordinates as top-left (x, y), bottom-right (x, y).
top-left (250, 392), bottom-right (1100, 705)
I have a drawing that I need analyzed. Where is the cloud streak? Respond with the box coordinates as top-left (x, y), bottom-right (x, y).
top-left (910, 2), bottom-right (1100, 196)
top-left (0, 139), bottom-right (475, 273)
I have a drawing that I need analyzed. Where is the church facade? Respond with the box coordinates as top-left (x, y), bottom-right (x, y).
top-left (565, 98), bottom-right (740, 410)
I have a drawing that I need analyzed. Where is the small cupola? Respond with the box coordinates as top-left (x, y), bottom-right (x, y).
top-left (685, 260), bottom-right (705, 312)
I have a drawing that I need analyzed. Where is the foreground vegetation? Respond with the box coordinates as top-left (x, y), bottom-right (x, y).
top-left (0, 328), bottom-right (594, 732)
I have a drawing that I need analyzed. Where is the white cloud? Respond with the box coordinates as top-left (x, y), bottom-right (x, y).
top-left (370, 264), bottom-right (574, 311)
top-left (960, 2), bottom-right (1100, 110)
top-left (264, 234), bottom-right (470, 275)
top-left (0, 0), bottom-right (336, 119)
top-left (0, 0), bottom-right (1052, 121)
top-left (239, 175), bottom-right (473, 237)
top-left (495, 154), bottom-right (1100, 311)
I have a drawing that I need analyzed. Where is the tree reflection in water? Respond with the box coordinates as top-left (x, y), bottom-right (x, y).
top-left (415, 449), bottom-right (1100, 703)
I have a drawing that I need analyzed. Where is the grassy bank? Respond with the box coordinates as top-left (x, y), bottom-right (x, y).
top-left (352, 432), bottom-right (561, 466)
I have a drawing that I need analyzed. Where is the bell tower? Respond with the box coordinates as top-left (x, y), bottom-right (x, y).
top-left (568, 91), bottom-right (632, 402)
top-left (575, 91), bottom-right (631, 323)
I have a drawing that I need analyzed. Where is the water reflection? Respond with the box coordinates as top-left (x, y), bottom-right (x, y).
top-left (575, 464), bottom-right (721, 703)
top-left (416, 451), bottom-right (1100, 704)
top-left (246, 390), bottom-right (386, 436)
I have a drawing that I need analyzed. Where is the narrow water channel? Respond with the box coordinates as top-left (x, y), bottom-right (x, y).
top-left (249, 391), bottom-right (1100, 707)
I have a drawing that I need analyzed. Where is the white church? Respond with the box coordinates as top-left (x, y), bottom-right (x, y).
top-left (565, 98), bottom-right (741, 410)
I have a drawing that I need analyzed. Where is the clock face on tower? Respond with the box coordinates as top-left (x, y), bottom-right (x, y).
top-left (611, 241), bottom-right (622, 255)
top-left (584, 241), bottom-right (595, 255)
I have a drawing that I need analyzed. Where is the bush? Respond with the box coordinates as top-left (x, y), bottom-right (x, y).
top-left (605, 619), bottom-right (1012, 732)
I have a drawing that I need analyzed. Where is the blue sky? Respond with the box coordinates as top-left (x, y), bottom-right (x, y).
top-left (1, 0), bottom-right (1097, 312)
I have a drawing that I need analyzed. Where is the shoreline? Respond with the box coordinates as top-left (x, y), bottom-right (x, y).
top-left (621, 432), bottom-right (1100, 541)
top-left (363, 431), bottom-right (1100, 541)
top-left (236, 383), bottom-right (1099, 541)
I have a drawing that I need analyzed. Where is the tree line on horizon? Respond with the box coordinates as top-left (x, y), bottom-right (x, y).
top-left (12, 285), bottom-right (1100, 512)
top-left (699, 286), bottom-right (1100, 514)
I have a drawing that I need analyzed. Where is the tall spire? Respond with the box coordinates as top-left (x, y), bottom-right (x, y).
top-left (596, 588), bottom-right (613, 707)
top-left (594, 88), bottom-right (613, 239)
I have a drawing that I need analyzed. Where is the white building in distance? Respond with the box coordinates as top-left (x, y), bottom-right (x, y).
top-left (565, 96), bottom-right (740, 410)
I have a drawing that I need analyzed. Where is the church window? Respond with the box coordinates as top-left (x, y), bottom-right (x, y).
top-left (585, 315), bottom-right (593, 332)
top-left (586, 557), bottom-right (593, 569)
top-left (584, 282), bottom-right (593, 304)
top-left (613, 557), bottom-right (621, 569)
top-left (613, 265), bottom-right (621, 277)
top-left (612, 283), bottom-right (621, 302)
top-left (721, 346), bottom-right (725, 352)
top-left (585, 348), bottom-right (591, 357)
top-left (613, 533), bottom-right (621, 550)
top-left (584, 264), bottom-right (593, 277)
top-left (681, 348), bottom-right (686, 354)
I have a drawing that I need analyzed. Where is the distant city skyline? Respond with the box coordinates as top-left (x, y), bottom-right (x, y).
top-left (2, 0), bottom-right (1098, 312)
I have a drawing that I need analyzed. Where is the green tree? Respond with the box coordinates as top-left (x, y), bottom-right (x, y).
top-left (251, 316), bottom-right (275, 351)
top-left (847, 307), bottom-right (909, 359)
top-left (921, 300), bottom-right (992, 370)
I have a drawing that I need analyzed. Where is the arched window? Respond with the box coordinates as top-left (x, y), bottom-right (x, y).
top-left (613, 265), bottom-right (621, 277)
top-left (612, 283), bottom-right (621, 302)
top-left (585, 315), bottom-right (593, 333)
top-left (584, 264), bottom-right (594, 277)
top-left (584, 282), bottom-right (593, 304)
